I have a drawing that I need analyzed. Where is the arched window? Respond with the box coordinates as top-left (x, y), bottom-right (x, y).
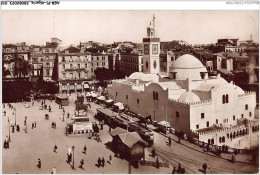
top-left (242, 129), bottom-right (245, 135)
top-left (230, 133), bottom-right (232, 139)
top-left (211, 138), bottom-right (214, 144)
top-left (233, 132), bottom-right (236, 138)
top-left (240, 130), bottom-right (242, 135)
top-left (225, 94), bottom-right (229, 103)
top-left (222, 136), bottom-right (225, 142)
top-left (208, 139), bottom-right (210, 144)
top-left (219, 137), bottom-right (222, 143)
top-left (222, 95), bottom-right (226, 104)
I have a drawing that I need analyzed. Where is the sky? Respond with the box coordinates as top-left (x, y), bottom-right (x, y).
top-left (2, 10), bottom-right (259, 46)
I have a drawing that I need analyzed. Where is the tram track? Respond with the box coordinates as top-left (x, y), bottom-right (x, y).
top-left (152, 146), bottom-right (236, 174)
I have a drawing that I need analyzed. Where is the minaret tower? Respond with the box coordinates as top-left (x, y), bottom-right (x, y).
top-left (143, 14), bottom-right (160, 74)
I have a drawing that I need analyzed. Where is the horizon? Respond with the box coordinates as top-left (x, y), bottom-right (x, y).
top-left (2, 10), bottom-right (259, 46)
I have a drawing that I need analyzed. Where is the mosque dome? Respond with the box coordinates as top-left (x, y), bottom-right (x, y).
top-left (172, 54), bottom-right (205, 69)
top-left (128, 72), bottom-right (159, 83)
top-left (178, 91), bottom-right (201, 103)
top-left (171, 54), bottom-right (207, 80)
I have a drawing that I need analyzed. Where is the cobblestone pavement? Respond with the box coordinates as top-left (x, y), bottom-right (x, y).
top-left (2, 93), bottom-right (258, 174)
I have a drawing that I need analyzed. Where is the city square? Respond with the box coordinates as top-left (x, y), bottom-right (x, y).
top-left (2, 93), bottom-right (258, 174)
top-left (2, 8), bottom-right (259, 174)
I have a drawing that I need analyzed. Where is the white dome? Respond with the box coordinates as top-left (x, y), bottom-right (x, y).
top-left (234, 86), bottom-right (245, 95)
top-left (170, 54), bottom-right (207, 80)
top-left (178, 91), bottom-right (200, 103)
top-left (129, 72), bottom-right (159, 82)
top-left (173, 54), bottom-right (205, 69)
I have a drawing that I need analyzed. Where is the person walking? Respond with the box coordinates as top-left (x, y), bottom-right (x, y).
top-left (109, 155), bottom-right (112, 165)
top-left (172, 167), bottom-right (176, 174)
top-left (152, 148), bottom-right (156, 157)
top-left (6, 140), bottom-right (9, 149)
top-left (79, 159), bottom-right (84, 169)
top-left (3, 140), bottom-right (6, 149)
top-left (37, 158), bottom-right (41, 168)
top-left (177, 163), bottom-right (182, 174)
top-left (202, 163), bottom-right (207, 174)
top-left (34, 122), bottom-right (37, 128)
top-left (32, 123), bottom-right (34, 129)
top-left (156, 157), bottom-right (159, 169)
top-left (168, 136), bottom-right (171, 146)
top-left (97, 157), bottom-right (101, 167)
top-left (83, 145), bottom-right (87, 154)
top-left (101, 157), bottom-right (105, 167)
top-left (67, 113), bottom-right (70, 118)
top-left (54, 145), bottom-right (58, 153)
top-left (178, 136), bottom-right (181, 144)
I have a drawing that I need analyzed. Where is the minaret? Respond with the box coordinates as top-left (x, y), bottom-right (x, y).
top-left (143, 14), bottom-right (160, 74)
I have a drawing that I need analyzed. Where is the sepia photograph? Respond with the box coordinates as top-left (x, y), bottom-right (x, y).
top-left (1, 6), bottom-right (259, 174)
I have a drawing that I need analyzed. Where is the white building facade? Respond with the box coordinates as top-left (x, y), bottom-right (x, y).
top-left (107, 16), bottom-right (258, 149)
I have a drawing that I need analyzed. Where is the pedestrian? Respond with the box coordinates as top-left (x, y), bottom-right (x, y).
top-left (68, 147), bottom-right (71, 155)
top-left (152, 148), bottom-right (156, 157)
top-left (83, 145), bottom-right (87, 154)
top-left (79, 159), bottom-right (84, 169)
top-left (52, 166), bottom-right (56, 174)
top-left (206, 143), bottom-right (209, 152)
top-left (101, 157), bottom-right (105, 167)
top-left (177, 163), bottom-right (182, 174)
top-left (37, 158), bottom-right (41, 168)
top-left (172, 167), bottom-right (176, 174)
top-left (178, 136), bottom-right (181, 144)
top-left (109, 155), bottom-right (112, 165)
top-left (67, 113), bottom-right (70, 118)
top-left (4, 111), bottom-right (6, 116)
top-left (12, 125), bottom-right (15, 133)
top-left (34, 122), bottom-right (37, 128)
top-left (54, 145), bottom-right (57, 153)
top-left (100, 123), bottom-right (103, 130)
top-left (6, 140), bottom-right (9, 149)
top-left (97, 157), bottom-right (101, 167)
top-left (41, 101), bottom-right (44, 106)
top-left (202, 163), bottom-right (207, 174)
top-left (156, 157), bottom-right (159, 169)
top-left (3, 140), bottom-right (6, 149)
top-left (168, 136), bottom-right (171, 146)
top-left (32, 123), bottom-right (34, 129)
top-left (232, 153), bottom-right (236, 163)
top-left (44, 99), bottom-right (45, 104)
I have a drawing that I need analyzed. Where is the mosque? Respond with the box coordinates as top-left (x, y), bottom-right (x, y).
top-left (107, 15), bottom-right (258, 149)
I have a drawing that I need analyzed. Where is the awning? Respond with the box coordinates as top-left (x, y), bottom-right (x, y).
top-left (113, 102), bottom-right (124, 110)
top-left (86, 92), bottom-right (91, 97)
top-left (84, 84), bottom-right (89, 88)
top-left (97, 108), bottom-right (116, 117)
top-left (97, 96), bottom-right (105, 101)
top-left (91, 93), bottom-right (97, 98)
top-left (105, 99), bottom-right (114, 103)
top-left (157, 121), bottom-right (170, 127)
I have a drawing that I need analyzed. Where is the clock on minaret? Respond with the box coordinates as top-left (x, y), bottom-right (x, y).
top-left (152, 44), bottom-right (158, 54)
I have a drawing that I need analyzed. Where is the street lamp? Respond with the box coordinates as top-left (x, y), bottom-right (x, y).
top-left (14, 107), bottom-right (16, 126)
top-left (8, 117), bottom-right (11, 142)
top-left (72, 145), bottom-right (75, 169)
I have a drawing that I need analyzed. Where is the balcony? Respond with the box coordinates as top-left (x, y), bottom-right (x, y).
top-left (65, 68), bottom-right (88, 71)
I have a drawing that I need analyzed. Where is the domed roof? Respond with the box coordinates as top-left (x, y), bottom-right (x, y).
top-left (178, 91), bottom-right (200, 103)
top-left (234, 86), bottom-right (245, 95)
top-left (129, 72), bottom-right (159, 82)
top-left (172, 54), bottom-right (205, 69)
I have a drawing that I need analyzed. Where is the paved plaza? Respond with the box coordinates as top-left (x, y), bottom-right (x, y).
top-left (2, 96), bottom-right (170, 174)
top-left (2, 94), bottom-right (259, 174)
